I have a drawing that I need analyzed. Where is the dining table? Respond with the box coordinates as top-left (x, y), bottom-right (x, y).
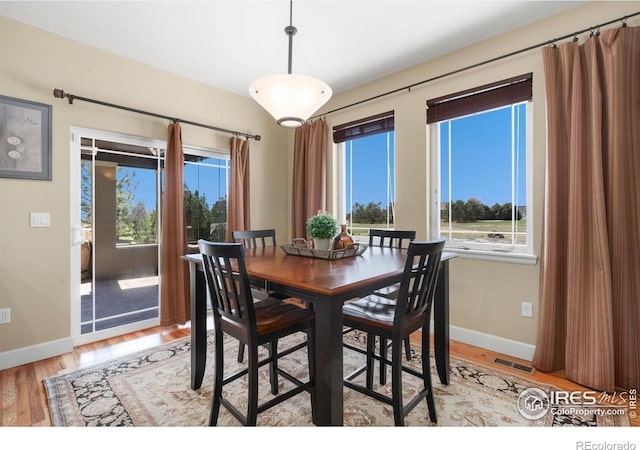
top-left (183, 245), bottom-right (456, 426)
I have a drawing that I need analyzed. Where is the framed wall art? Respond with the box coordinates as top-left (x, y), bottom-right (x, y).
top-left (0, 95), bottom-right (52, 180)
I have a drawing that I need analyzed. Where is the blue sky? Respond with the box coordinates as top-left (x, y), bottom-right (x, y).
top-left (120, 157), bottom-right (228, 212)
top-left (120, 105), bottom-right (526, 214)
top-left (440, 104), bottom-right (527, 207)
top-left (346, 132), bottom-right (395, 208)
top-left (346, 104), bottom-right (527, 209)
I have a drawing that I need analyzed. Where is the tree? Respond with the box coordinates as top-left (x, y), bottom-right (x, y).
top-left (494, 202), bottom-right (521, 220)
top-left (80, 161), bottom-right (92, 226)
top-left (464, 197), bottom-right (486, 222)
top-left (184, 187), bottom-right (212, 241)
top-left (349, 201), bottom-right (391, 224)
top-left (445, 198), bottom-right (523, 223)
top-left (115, 167), bottom-right (138, 243)
top-left (131, 201), bottom-right (156, 243)
top-left (451, 200), bottom-right (468, 222)
top-left (441, 203), bottom-right (449, 222)
top-left (490, 203), bottom-right (503, 220)
top-left (209, 197), bottom-right (227, 241)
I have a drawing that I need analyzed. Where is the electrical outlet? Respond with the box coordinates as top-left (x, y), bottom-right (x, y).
top-left (521, 302), bottom-right (533, 318)
top-left (0, 308), bottom-right (10, 324)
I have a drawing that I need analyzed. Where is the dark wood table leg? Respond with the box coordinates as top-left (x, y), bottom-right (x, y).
top-left (434, 259), bottom-right (450, 385)
top-left (189, 260), bottom-right (207, 390)
top-left (310, 296), bottom-right (344, 426)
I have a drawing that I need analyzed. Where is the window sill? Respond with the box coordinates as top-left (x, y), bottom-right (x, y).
top-left (445, 247), bottom-right (538, 265)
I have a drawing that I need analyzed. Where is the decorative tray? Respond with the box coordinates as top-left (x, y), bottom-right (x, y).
top-left (281, 239), bottom-right (368, 260)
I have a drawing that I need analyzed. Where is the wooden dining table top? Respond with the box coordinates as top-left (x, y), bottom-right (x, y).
top-left (242, 245), bottom-right (408, 294)
top-left (185, 244), bottom-right (455, 300)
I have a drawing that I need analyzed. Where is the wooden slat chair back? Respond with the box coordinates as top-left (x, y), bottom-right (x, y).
top-left (232, 229), bottom-right (277, 249)
top-left (368, 229), bottom-right (416, 249)
top-left (364, 229), bottom-right (417, 368)
top-left (394, 241), bottom-right (444, 330)
top-left (199, 240), bottom-right (316, 426)
top-left (201, 241), bottom-right (254, 339)
top-left (231, 228), bottom-right (287, 363)
top-left (342, 239), bottom-right (445, 426)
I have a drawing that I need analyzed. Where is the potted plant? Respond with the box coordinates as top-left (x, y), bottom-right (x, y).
top-left (306, 211), bottom-right (339, 250)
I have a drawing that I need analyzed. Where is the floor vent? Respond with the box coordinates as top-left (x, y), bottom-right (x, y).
top-left (493, 357), bottom-right (536, 375)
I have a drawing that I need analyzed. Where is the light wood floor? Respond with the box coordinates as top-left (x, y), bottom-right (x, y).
top-left (1, 317), bottom-right (637, 427)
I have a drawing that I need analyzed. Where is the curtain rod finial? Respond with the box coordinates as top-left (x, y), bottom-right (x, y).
top-left (53, 88), bottom-right (74, 104)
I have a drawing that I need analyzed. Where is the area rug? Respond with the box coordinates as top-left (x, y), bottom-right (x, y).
top-left (43, 331), bottom-right (629, 427)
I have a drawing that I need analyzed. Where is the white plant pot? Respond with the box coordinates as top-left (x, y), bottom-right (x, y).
top-left (313, 238), bottom-right (331, 251)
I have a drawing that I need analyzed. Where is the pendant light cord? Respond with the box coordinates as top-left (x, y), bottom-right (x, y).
top-left (285, 0), bottom-right (297, 74)
top-left (284, 0), bottom-right (298, 75)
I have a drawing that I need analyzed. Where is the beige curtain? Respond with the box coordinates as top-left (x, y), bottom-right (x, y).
top-left (226, 136), bottom-right (251, 242)
top-left (160, 122), bottom-right (190, 326)
top-left (292, 119), bottom-right (329, 239)
top-left (533, 26), bottom-right (640, 391)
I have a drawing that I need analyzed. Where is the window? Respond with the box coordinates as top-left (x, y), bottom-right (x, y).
top-left (427, 74), bottom-right (534, 262)
top-left (334, 111), bottom-right (395, 239)
top-left (183, 149), bottom-right (229, 243)
top-left (115, 165), bottom-right (159, 245)
top-left (76, 132), bottom-right (228, 339)
top-left (103, 146), bottom-right (229, 247)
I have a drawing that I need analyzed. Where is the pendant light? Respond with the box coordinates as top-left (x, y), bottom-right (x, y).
top-left (249, 1), bottom-right (332, 128)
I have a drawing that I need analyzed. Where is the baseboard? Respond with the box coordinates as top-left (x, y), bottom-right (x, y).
top-left (0, 337), bottom-right (73, 371)
top-left (0, 325), bottom-right (535, 371)
top-left (445, 323), bottom-right (536, 362)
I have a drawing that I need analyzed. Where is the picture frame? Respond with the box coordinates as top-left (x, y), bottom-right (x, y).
top-left (0, 94), bottom-right (52, 180)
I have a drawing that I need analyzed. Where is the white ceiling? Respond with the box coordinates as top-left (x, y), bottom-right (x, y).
top-left (0, 1), bottom-right (585, 98)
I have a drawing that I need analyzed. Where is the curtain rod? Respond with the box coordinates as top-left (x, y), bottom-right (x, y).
top-left (311, 11), bottom-right (640, 120)
top-left (52, 88), bottom-right (261, 141)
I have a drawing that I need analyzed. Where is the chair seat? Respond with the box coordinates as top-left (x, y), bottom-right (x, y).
top-left (343, 295), bottom-right (424, 338)
top-left (343, 294), bottom-right (396, 325)
top-left (254, 300), bottom-right (314, 336)
top-left (221, 300), bottom-right (313, 340)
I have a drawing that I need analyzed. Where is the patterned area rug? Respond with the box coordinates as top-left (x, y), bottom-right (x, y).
top-left (43, 331), bottom-right (629, 427)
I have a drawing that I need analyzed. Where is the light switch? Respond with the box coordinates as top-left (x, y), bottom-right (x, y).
top-left (30, 212), bottom-right (51, 227)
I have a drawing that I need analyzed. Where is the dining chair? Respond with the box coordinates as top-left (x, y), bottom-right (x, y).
top-left (232, 229), bottom-right (288, 363)
top-left (232, 228), bottom-right (277, 250)
top-left (342, 239), bottom-right (445, 426)
top-left (198, 240), bottom-right (316, 426)
top-left (368, 229), bottom-right (417, 300)
top-left (232, 229), bottom-right (285, 301)
top-left (368, 229), bottom-right (417, 377)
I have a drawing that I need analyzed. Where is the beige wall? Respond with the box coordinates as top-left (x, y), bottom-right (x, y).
top-left (0, 16), bottom-right (289, 356)
top-left (0, 2), bottom-right (637, 365)
top-left (319, 2), bottom-right (639, 353)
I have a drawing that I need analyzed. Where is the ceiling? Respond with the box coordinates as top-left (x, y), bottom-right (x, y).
top-left (0, 1), bottom-right (585, 98)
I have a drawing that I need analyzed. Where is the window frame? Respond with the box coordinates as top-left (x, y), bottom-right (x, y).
top-left (429, 101), bottom-right (536, 265)
top-left (334, 111), bottom-right (396, 240)
top-left (179, 145), bottom-right (230, 245)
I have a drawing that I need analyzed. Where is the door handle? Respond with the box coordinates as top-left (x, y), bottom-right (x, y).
top-left (71, 226), bottom-right (85, 246)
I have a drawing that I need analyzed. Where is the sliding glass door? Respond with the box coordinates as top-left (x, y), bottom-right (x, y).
top-left (70, 128), bottom-right (229, 345)
top-left (72, 131), bottom-right (163, 344)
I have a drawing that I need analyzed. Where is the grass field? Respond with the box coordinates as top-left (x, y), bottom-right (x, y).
top-left (441, 219), bottom-right (527, 244)
top-left (347, 220), bottom-right (527, 244)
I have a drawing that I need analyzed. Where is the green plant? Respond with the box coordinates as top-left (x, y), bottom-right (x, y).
top-left (306, 212), bottom-right (339, 239)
